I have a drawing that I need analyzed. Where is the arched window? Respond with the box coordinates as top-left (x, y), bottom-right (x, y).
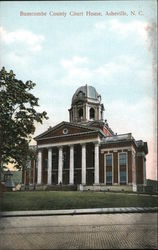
top-left (90, 108), bottom-right (95, 119)
top-left (78, 91), bottom-right (84, 98)
top-left (78, 108), bottom-right (83, 118)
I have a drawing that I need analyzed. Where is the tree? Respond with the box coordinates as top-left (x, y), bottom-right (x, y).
top-left (0, 67), bottom-right (48, 170)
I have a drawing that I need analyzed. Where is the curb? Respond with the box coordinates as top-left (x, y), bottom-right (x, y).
top-left (1, 207), bottom-right (158, 217)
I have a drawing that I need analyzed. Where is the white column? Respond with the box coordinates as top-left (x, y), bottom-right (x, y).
top-left (69, 145), bottom-right (74, 184)
top-left (37, 150), bottom-right (42, 184)
top-left (47, 148), bottom-right (52, 185)
top-left (81, 144), bottom-right (86, 185)
top-left (94, 143), bottom-right (99, 184)
top-left (58, 146), bottom-right (63, 184)
top-left (86, 104), bottom-right (89, 121)
top-left (132, 151), bottom-right (137, 192)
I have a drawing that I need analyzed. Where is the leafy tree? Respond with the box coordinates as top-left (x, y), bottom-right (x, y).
top-left (0, 67), bottom-right (48, 170)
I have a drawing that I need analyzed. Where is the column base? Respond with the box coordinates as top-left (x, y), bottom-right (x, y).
top-left (81, 182), bottom-right (86, 185)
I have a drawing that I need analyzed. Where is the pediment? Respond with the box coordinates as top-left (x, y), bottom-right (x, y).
top-left (35, 121), bottom-right (98, 140)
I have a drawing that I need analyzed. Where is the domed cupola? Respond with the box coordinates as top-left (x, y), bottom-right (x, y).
top-left (72, 85), bottom-right (101, 105)
top-left (69, 85), bottom-right (105, 124)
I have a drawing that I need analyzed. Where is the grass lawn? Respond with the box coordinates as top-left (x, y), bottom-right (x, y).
top-left (1, 191), bottom-right (158, 211)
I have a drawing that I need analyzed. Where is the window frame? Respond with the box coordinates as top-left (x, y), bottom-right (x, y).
top-left (89, 107), bottom-right (95, 120)
top-left (104, 153), bottom-right (113, 185)
top-left (118, 152), bottom-right (128, 184)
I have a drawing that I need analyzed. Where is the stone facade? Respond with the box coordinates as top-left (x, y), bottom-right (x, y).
top-left (22, 85), bottom-right (148, 191)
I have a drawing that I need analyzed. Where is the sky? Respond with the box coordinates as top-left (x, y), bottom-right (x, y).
top-left (0, 1), bottom-right (157, 180)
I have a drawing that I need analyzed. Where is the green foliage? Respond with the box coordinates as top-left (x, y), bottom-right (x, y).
top-left (0, 67), bottom-right (48, 169)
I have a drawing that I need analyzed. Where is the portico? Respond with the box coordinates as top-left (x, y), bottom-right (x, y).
top-left (37, 139), bottom-right (100, 186)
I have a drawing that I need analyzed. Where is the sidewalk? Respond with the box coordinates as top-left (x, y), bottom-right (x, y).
top-left (1, 207), bottom-right (158, 217)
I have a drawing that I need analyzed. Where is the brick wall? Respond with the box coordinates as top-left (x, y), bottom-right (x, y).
top-left (128, 151), bottom-right (132, 183)
top-left (99, 151), bottom-right (104, 183)
top-left (136, 155), bottom-right (144, 184)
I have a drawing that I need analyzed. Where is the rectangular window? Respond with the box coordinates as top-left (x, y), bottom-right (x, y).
top-left (105, 154), bottom-right (113, 184)
top-left (106, 154), bottom-right (112, 166)
top-left (119, 153), bottom-right (127, 165)
top-left (119, 153), bottom-right (127, 184)
top-left (120, 171), bottom-right (126, 183)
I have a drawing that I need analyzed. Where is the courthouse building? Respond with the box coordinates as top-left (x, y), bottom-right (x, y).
top-left (22, 85), bottom-right (148, 191)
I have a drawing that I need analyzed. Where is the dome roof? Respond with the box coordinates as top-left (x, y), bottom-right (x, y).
top-left (72, 85), bottom-right (101, 104)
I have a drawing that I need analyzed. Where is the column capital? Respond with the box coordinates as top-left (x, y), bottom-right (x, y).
top-left (48, 147), bottom-right (52, 151)
top-left (38, 148), bottom-right (42, 152)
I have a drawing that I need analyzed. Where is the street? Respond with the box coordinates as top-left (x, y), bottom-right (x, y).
top-left (0, 213), bottom-right (157, 249)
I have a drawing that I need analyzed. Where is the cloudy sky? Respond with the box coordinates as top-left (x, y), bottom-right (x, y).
top-left (0, 1), bottom-right (157, 180)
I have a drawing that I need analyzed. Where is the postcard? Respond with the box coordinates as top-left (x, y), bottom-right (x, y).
top-left (0, 1), bottom-right (157, 249)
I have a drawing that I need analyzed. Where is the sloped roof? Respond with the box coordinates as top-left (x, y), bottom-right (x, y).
top-left (102, 133), bottom-right (133, 142)
top-left (86, 120), bottom-right (114, 135)
top-left (34, 121), bottom-right (105, 141)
